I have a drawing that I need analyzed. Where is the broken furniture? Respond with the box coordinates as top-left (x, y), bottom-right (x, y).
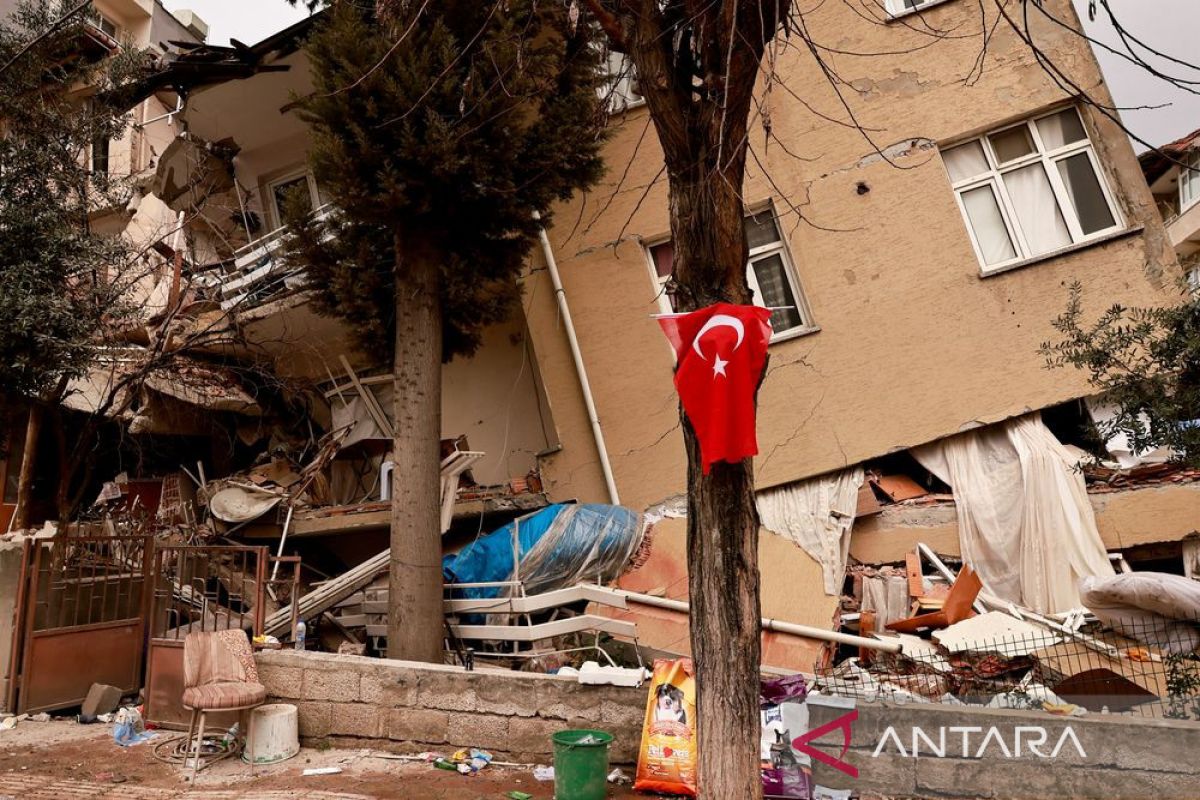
top-left (886, 565), bottom-right (982, 633)
top-left (180, 630), bottom-right (267, 778)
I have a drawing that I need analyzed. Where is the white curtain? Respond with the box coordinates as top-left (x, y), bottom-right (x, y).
top-left (913, 413), bottom-right (1114, 614)
top-left (756, 467), bottom-right (865, 596)
top-left (961, 186), bottom-right (1016, 265)
top-left (1005, 164), bottom-right (1071, 255)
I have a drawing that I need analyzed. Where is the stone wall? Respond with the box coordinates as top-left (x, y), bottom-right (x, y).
top-left (255, 650), bottom-right (647, 763)
top-left (807, 697), bottom-right (1200, 800)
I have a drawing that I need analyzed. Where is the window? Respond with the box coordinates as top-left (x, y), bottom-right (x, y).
top-left (91, 134), bottom-right (110, 176)
top-left (1180, 150), bottom-right (1200, 212)
top-left (885, 0), bottom-right (944, 16)
top-left (602, 51), bottom-right (644, 113)
top-left (646, 207), bottom-right (814, 339)
top-left (941, 107), bottom-right (1122, 272)
top-left (95, 14), bottom-right (119, 38)
top-left (267, 170), bottom-right (322, 229)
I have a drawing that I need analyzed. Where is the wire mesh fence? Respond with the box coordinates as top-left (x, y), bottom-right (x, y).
top-left (812, 612), bottom-right (1200, 721)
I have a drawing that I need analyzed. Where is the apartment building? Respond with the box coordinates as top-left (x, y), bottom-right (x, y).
top-left (1140, 128), bottom-right (1200, 288)
top-left (520, 0), bottom-right (1198, 664)
top-left (0, 0), bottom-right (205, 531)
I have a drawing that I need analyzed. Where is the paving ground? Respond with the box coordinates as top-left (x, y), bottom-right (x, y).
top-left (0, 717), bottom-right (638, 799)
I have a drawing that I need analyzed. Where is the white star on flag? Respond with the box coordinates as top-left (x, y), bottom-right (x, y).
top-left (712, 355), bottom-right (728, 377)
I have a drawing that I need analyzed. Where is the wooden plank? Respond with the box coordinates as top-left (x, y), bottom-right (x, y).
top-left (263, 549), bottom-right (390, 637)
top-left (905, 552), bottom-right (924, 599)
top-left (291, 508), bottom-right (391, 537)
top-left (332, 613), bottom-right (367, 627)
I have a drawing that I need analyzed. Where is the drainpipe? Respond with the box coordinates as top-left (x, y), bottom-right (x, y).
top-left (611, 587), bottom-right (902, 653)
top-left (534, 214), bottom-right (620, 506)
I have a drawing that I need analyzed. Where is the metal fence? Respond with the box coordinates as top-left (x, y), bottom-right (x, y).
top-left (813, 613), bottom-right (1200, 721)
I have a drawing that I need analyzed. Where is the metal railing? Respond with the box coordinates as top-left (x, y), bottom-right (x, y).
top-left (813, 613), bottom-right (1200, 722)
top-left (203, 204), bottom-right (332, 311)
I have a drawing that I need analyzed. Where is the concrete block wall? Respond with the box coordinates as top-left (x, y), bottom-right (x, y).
top-left (807, 699), bottom-right (1200, 800)
top-left (255, 650), bottom-right (647, 763)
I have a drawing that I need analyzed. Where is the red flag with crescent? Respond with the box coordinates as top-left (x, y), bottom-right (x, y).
top-left (658, 303), bottom-right (773, 473)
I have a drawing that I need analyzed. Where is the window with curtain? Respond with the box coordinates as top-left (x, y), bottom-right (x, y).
top-left (941, 107), bottom-right (1122, 273)
top-left (647, 206), bottom-right (814, 339)
top-left (1180, 150), bottom-right (1200, 212)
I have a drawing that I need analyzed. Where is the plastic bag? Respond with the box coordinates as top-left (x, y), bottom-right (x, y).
top-left (760, 674), bottom-right (813, 799)
top-left (634, 658), bottom-right (698, 797)
top-left (112, 705), bottom-right (155, 747)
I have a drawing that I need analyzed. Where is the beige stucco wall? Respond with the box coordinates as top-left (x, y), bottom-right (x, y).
top-left (524, 0), bottom-right (1183, 513)
top-left (850, 481), bottom-right (1200, 564)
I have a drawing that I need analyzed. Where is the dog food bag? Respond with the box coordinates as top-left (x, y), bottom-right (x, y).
top-left (634, 658), bottom-right (698, 797)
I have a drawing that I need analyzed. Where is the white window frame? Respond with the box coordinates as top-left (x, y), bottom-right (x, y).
top-left (945, 107), bottom-right (1124, 275)
top-left (266, 168), bottom-right (322, 230)
top-left (1179, 150), bottom-right (1200, 213)
top-left (885, 0), bottom-right (955, 19)
top-left (644, 206), bottom-right (817, 343)
top-left (601, 51), bottom-right (645, 113)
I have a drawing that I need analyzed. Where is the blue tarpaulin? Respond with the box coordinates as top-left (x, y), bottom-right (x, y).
top-left (443, 503), bottom-right (643, 601)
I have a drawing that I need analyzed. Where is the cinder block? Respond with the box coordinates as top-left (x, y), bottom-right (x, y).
top-left (259, 665), bottom-right (303, 700)
top-left (81, 684), bottom-right (122, 718)
top-left (534, 680), bottom-right (603, 722)
top-left (505, 715), bottom-right (561, 755)
top-left (294, 701), bottom-right (332, 738)
top-left (387, 708), bottom-right (449, 743)
top-left (446, 712), bottom-right (509, 751)
top-left (303, 668), bottom-right (360, 702)
top-left (329, 702), bottom-right (383, 738)
top-left (416, 672), bottom-right (477, 712)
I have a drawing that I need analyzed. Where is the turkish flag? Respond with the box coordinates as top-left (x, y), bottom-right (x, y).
top-left (658, 303), bottom-right (773, 473)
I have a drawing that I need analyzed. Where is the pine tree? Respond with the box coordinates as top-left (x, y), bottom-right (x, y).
top-left (285, 2), bottom-right (606, 661)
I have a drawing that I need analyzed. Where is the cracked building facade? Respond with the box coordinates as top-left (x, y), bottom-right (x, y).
top-left (519, 0), bottom-right (1197, 664)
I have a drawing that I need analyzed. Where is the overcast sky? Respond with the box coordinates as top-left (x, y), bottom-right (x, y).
top-left (162, 1), bottom-right (1200, 151)
top-left (161, 0), bottom-right (310, 48)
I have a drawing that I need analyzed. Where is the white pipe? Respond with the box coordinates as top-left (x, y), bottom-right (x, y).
top-left (533, 214), bottom-right (620, 505)
top-left (610, 587), bottom-right (902, 653)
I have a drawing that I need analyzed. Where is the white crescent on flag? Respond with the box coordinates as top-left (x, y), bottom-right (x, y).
top-left (692, 314), bottom-right (745, 361)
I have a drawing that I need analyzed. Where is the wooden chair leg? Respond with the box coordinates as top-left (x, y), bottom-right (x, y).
top-left (191, 710), bottom-right (207, 781)
top-left (184, 709), bottom-right (198, 776)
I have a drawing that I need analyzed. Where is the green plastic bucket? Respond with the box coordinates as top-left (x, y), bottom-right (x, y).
top-left (551, 729), bottom-right (613, 800)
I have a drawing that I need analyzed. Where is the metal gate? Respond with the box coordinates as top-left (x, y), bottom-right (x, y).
top-left (143, 545), bottom-right (299, 728)
top-left (7, 535), bottom-right (151, 714)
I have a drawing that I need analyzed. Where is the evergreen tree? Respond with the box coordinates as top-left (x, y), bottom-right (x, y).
top-left (285, 1), bottom-right (606, 661)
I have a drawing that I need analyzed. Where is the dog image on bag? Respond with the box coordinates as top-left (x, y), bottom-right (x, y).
top-left (653, 683), bottom-right (688, 725)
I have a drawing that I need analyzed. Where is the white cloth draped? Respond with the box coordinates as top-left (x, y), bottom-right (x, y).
top-left (913, 413), bottom-right (1114, 614)
top-left (756, 467), bottom-right (865, 596)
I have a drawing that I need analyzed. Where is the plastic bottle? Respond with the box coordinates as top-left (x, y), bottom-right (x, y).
top-left (294, 620), bottom-right (306, 651)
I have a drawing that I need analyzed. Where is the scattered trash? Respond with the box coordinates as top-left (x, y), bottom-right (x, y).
top-left (533, 765), bottom-right (555, 781)
top-left (506, 792), bottom-right (533, 800)
top-left (0, 716), bottom-right (17, 731)
top-left (607, 767), bottom-right (630, 784)
top-left (302, 767), bottom-right (343, 776)
top-left (29, 713), bottom-right (51, 723)
top-left (576, 660), bottom-right (650, 687)
top-left (112, 706), bottom-right (155, 747)
top-left (433, 758), bottom-right (458, 771)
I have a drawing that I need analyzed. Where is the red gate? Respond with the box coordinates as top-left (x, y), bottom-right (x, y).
top-left (7, 535), bottom-right (151, 714)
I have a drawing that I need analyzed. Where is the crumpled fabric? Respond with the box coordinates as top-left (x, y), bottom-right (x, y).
top-left (913, 412), bottom-right (1113, 614)
top-left (756, 467), bottom-right (865, 596)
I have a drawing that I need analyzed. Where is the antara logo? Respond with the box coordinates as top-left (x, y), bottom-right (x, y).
top-left (872, 726), bottom-right (1087, 759)
top-left (791, 708), bottom-right (860, 778)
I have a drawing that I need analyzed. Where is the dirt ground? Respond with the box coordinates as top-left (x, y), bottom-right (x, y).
top-left (0, 717), bottom-right (641, 799)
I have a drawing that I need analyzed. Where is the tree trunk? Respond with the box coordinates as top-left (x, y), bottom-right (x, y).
top-left (669, 160), bottom-right (764, 799)
top-left (387, 231), bottom-right (445, 663)
top-left (11, 402), bottom-right (44, 532)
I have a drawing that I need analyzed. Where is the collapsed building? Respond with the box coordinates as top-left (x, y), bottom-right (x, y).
top-left (2, 0), bottom-right (1199, 732)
